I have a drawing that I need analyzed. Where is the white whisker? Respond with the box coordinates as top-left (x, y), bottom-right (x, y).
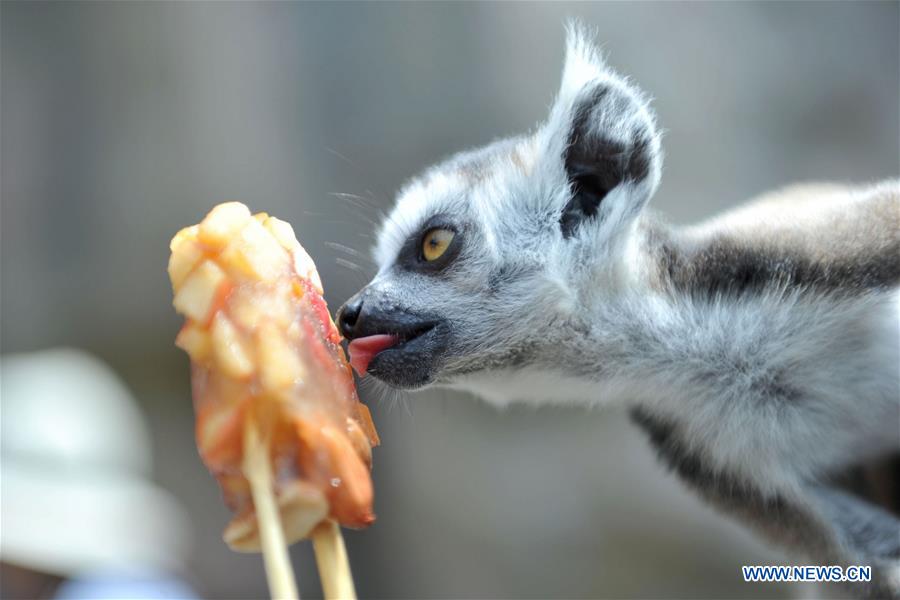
top-left (335, 257), bottom-right (364, 272)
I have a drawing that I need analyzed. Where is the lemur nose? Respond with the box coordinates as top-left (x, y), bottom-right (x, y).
top-left (337, 294), bottom-right (364, 340)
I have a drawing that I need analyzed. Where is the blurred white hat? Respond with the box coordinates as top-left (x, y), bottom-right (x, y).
top-left (1, 348), bottom-right (192, 576)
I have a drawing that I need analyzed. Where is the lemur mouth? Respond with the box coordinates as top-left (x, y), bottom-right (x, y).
top-left (347, 322), bottom-right (437, 377)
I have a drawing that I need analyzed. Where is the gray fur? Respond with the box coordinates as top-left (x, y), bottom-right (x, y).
top-left (344, 24), bottom-right (900, 598)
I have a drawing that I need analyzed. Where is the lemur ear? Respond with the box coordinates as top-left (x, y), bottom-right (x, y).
top-left (540, 23), bottom-right (662, 239)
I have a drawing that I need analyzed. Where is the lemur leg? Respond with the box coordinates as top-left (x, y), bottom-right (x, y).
top-left (805, 484), bottom-right (900, 599)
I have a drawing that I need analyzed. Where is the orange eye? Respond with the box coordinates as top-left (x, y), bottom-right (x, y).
top-left (421, 228), bottom-right (454, 262)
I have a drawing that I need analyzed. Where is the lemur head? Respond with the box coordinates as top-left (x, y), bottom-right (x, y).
top-left (338, 25), bottom-right (662, 392)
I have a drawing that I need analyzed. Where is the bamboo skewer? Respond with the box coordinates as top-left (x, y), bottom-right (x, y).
top-left (244, 419), bottom-right (300, 600)
top-left (313, 520), bottom-right (357, 600)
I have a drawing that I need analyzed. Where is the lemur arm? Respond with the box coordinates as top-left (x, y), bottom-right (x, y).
top-left (810, 485), bottom-right (900, 567)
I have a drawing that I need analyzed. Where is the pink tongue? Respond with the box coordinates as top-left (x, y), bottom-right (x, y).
top-left (348, 334), bottom-right (399, 377)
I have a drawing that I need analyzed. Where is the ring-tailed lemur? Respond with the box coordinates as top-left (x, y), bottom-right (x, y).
top-left (337, 25), bottom-right (900, 598)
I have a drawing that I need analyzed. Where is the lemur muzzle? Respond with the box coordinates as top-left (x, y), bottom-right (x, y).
top-left (337, 290), bottom-right (441, 377)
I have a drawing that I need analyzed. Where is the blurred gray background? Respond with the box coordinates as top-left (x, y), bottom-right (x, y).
top-left (2, 2), bottom-right (898, 598)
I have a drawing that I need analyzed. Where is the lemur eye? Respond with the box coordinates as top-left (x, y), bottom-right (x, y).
top-left (421, 228), bottom-right (455, 261)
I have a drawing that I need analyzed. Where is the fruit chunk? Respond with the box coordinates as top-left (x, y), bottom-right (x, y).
top-left (230, 287), bottom-right (292, 331)
top-left (168, 237), bottom-right (204, 290)
top-left (224, 481), bottom-right (328, 552)
top-left (173, 260), bottom-right (227, 322)
top-left (196, 400), bottom-right (248, 471)
top-left (257, 322), bottom-right (306, 394)
top-left (199, 202), bottom-right (251, 249)
top-left (263, 216), bottom-right (299, 250)
top-left (175, 322), bottom-right (212, 362)
top-left (210, 313), bottom-right (254, 379)
top-left (170, 224), bottom-right (199, 252)
top-left (291, 245), bottom-right (324, 294)
top-left (220, 218), bottom-right (289, 282)
top-left (296, 420), bottom-right (374, 528)
top-left (345, 417), bottom-right (373, 467)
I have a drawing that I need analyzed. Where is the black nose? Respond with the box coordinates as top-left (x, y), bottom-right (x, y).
top-left (337, 294), bottom-right (364, 339)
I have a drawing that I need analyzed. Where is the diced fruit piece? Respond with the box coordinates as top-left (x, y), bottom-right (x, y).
top-left (345, 417), bottom-right (373, 467)
top-left (278, 482), bottom-right (329, 545)
top-left (173, 260), bottom-right (227, 322)
top-left (285, 321), bottom-right (302, 341)
top-left (224, 481), bottom-right (328, 551)
top-left (222, 507), bottom-right (258, 552)
top-left (292, 245), bottom-right (323, 294)
top-left (296, 420), bottom-right (374, 528)
top-left (220, 218), bottom-right (288, 282)
top-left (196, 400), bottom-right (247, 470)
top-left (168, 237), bottom-right (204, 290)
top-left (170, 224), bottom-right (199, 252)
top-left (257, 322), bottom-right (305, 393)
top-left (229, 295), bottom-right (264, 331)
top-left (199, 202), bottom-right (251, 249)
top-left (211, 313), bottom-right (255, 379)
top-left (175, 323), bottom-right (212, 362)
top-left (263, 217), bottom-right (299, 250)
top-left (355, 403), bottom-right (381, 447)
top-left (230, 284), bottom-right (292, 330)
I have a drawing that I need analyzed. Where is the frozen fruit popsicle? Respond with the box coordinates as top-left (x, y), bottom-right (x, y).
top-left (168, 202), bottom-right (379, 554)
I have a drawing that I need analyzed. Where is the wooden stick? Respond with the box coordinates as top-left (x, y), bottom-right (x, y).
top-left (244, 419), bottom-right (300, 600)
top-left (312, 520), bottom-right (356, 600)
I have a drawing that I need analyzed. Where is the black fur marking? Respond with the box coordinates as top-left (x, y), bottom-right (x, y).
top-left (560, 85), bottom-right (654, 239)
top-left (631, 404), bottom-right (900, 597)
top-left (628, 407), bottom-right (787, 512)
top-left (826, 455), bottom-right (900, 520)
top-left (647, 227), bottom-right (900, 300)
